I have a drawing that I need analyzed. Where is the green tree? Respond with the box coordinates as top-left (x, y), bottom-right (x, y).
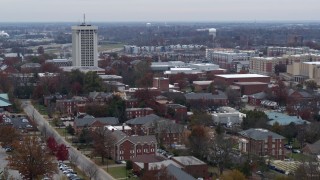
top-left (84, 71), bottom-right (103, 93)
top-left (241, 110), bottom-right (268, 130)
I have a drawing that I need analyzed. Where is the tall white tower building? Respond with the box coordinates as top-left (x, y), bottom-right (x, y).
top-left (72, 18), bottom-right (98, 67)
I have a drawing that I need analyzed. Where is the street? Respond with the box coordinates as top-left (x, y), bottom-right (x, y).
top-left (21, 100), bottom-right (115, 180)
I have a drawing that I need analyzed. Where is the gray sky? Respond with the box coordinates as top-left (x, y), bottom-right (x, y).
top-left (1, 0), bottom-right (319, 22)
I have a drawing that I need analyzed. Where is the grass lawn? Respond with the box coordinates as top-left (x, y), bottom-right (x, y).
top-left (289, 153), bottom-right (314, 162)
top-left (33, 103), bottom-right (48, 115)
top-left (93, 157), bottom-right (116, 166)
top-left (105, 166), bottom-right (127, 179)
top-left (98, 43), bottom-right (124, 51)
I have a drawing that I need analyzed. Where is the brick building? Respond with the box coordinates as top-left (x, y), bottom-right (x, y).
top-left (112, 132), bottom-right (157, 161)
top-left (185, 91), bottom-right (228, 109)
top-left (233, 82), bottom-right (268, 95)
top-left (126, 114), bottom-right (185, 148)
top-left (73, 116), bottom-right (119, 133)
top-left (214, 74), bottom-right (270, 85)
top-left (126, 107), bottom-right (154, 119)
top-left (165, 104), bottom-right (188, 123)
top-left (171, 156), bottom-right (208, 178)
top-left (238, 128), bottom-right (285, 160)
top-left (153, 77), bottom-right (169, 91)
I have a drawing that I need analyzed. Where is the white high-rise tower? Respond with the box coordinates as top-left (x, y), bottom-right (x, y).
top-left (72, 15), bottom-right (98, 67)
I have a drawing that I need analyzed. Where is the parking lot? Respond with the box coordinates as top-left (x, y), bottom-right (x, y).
top-left (0, 147), bottom-right (21, 179)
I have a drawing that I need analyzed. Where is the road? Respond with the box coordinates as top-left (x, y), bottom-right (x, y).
top-left (21, 100), bottom-right (115, 180)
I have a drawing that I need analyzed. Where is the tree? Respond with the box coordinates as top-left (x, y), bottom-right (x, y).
top-left (0, 125), bottom-right (19, 147)
top-left (56, 144), bottom-right (69, 162)
top-left (126, 160), bottom-right (133, 170)
top-left (83, 164), bottom-right (99, 180)
top-left (189, 110), bottom-right (213, 126)
top-left (305, 80), bottom-right (318, 91)
top-left (37, 46), bottom-right (44, 54)
top-left (241, 110), bottom-right (268, 130)
top-left (91, 127), bottom-right (116, 165)
top-left (66, 124), bottom-right (75, 135)
top-left (188, 125), bottom-right (210, 159)
top-left (274, 64), bottom-right (287, 75)
top-left (84, 71), bottom-right (103, 93)
top-left (220, 169), bottom-right (246, 180)
top-left (46, 136), bottom-right (58, 154)
top-left (69, 153), bottom-right (79, 168)
top-left (208, 135), bottom-right (234, 175)
top-left (226, 88), bottom-right (241, 107)
top-left (7, 136), bottom-right (57, 179)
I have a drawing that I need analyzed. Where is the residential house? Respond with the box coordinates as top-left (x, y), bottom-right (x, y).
top-left (239, 128), bottom-right (285, 160)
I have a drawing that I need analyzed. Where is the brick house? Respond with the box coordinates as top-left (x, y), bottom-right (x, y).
top-left (239, 128), bottom-right (285, 160)
top-left (185, 91), bottom-right (228, 109)
top-left (88, 91), bottom-right (113, 103)
top-left (125, 98), bottom-right (139, 108)
top-left (112, 131), bottom-right (157, 161)
top-left (126, 107), bottom-right (154, 119)
top-left (171, 156), bottom-right (208, 178)
top-left (126, 114), bottom-right (164, 135)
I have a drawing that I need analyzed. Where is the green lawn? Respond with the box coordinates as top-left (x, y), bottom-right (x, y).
top-left (32, 103), bottom-right (48, 115)
top-left (105, 167), bottom-right (127, 179)
top-left (289, 153), bottom-right (314, 162)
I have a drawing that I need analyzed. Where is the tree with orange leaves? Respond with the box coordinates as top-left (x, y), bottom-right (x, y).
top-left (8, 136), bottom-right (57, 179)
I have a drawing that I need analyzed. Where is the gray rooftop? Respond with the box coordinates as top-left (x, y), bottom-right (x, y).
top-left (126, 114), bottom-right (162, 125)
top-left (185, 91), bottom-right (227, 100)
top-left (239, 128), bottom-right (284, 140)
top-left (74, 117), bottom-right (119, 127)
top-left (116, 135), bottom-right (157, 145)
top-left (166, 164), bottom-right (196, 180)
top-left (172, 156), bottom-right (206, 166)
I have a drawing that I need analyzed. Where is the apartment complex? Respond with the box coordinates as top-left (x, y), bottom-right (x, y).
top-left (286, 61), bottom-right (320, 84)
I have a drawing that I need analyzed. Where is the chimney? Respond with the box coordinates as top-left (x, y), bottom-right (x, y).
top-left (122, 123), bottom-right (125, 131)
top-left (112, 128), bottom-right (114, 132)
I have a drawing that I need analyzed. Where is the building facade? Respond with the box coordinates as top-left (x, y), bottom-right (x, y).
top-left (72, 23), bottom-right (98, 67)
top-left (239, 128), bottom-right (285, 160)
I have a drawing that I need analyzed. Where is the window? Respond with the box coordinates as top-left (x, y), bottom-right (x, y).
top-left (120, 150), bottom-right (124, 154)
top-left (151, 148), bottom-right (154, 152)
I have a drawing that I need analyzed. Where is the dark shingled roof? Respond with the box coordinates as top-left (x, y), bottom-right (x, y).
top-left (239, 128), bottom-right (284, 140)
top-left (74, 117), bottom-right (119, 127)
top-left (116, 135), bottom-right (157, 145)
top-left (126, 114), bottom-right (163, 125)
top-left (185, 91), bottom-right (227, 100)
top-left (165, 164), bottom-right (196, 180)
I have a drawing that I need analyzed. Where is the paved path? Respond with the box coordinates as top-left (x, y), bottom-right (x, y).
top-left (21, 100), bottom-right (115, 180)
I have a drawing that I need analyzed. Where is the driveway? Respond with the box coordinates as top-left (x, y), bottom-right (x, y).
top-left (21, 100), bottom-right (115, 180)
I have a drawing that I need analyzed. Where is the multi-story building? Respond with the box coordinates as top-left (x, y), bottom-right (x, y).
top-left (112, 131), bottom-right (157, 161)
top-left (45, 59), bottom-right (72, 67)
top-left (267, 46), bottom-right (315, 57)
top-left (250, 54), bottom-right (320, 75)
top-left (238, 128), bottom-right (285, 160)
top-left (72, 21), bottom-right (98, 67)
top-left (214, 74), bottom-right (270, 85)
top-left (206, 49), bottom-right (256, 70)
top-left (126, 108), bottom-right (154, 119)
top-left (286, 61), bottom-right (320, 85)
top-left (153, 77), bottom-right (169, 91)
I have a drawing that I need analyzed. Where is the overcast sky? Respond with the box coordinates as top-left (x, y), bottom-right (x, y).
top-left (1, 0), bottom-right (319, 22)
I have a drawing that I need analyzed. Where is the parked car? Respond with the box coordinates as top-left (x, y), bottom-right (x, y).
top-left (292, 149), bottom-right (301, 153)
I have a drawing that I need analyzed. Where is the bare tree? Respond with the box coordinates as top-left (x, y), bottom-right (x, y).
top-left (69, 153), bottom-right (79, 168)
top-left (91, 127), bottom-right (116, 165)
top-left (207, 134), bottom-right (233, 175)
top-left (84, 164), bottom-right (99, 180)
